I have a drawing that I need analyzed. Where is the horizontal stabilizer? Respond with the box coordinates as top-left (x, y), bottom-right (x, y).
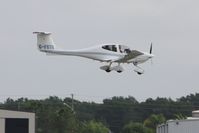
top-left (33, 32), bottom-right (51, 35)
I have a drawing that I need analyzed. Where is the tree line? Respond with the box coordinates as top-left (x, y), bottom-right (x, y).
top-left (0, 93), bottom-right (199, 133)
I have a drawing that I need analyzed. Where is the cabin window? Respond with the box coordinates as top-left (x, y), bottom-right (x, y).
top-left (102, 45), bottom-right (117, 52)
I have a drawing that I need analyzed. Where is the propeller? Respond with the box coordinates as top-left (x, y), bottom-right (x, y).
top-left (149, 43), bottom-right (153, 64)
top-left (150, 43), bottom-right (152, 54)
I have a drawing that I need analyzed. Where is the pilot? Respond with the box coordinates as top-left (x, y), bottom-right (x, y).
top-left (124, 49), bottom-right (131, 53)
top-left (119, 45), bottom-right (122, 53)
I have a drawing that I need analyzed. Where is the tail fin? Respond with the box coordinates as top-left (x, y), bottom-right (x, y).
top-left (33, 32), bottom-right (56, 51)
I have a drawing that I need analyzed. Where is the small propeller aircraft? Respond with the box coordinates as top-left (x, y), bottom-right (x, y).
top-left (33, 32), bottom-right (154, 75)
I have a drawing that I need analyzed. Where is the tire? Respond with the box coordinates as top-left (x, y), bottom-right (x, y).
top-left (117, 70), bottom-right (122, 73)
top-left (137, 72), bottom-right (142, 75)
top-left (105, 69), bottom-right (111, 72)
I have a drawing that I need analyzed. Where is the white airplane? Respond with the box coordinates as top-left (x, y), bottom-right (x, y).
top-left (33, 32), bottom-right (154, 75)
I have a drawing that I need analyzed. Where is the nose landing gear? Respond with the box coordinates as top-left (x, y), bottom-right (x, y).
top-left (133, 62), bottom-right (144, 75)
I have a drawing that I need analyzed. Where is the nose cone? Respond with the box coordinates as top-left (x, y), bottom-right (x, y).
top-left (149, 54), bottom-right (154, 58)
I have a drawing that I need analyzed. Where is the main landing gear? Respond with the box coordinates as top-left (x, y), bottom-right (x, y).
top-left (100, 63), bottom-right (112, 73)
top-left (137, 72), bottom-right (143, 75)
top-left (105, 69), bottom-right (111, 72)
top-left (116, 69), bottom-right (123, 73)
top-left (100, 62), bottom-right (144, 75)
top-left (100, 63), bottom-right (124, 73)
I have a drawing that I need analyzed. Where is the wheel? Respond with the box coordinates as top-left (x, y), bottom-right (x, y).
top-left (117, 70), bottom-right (122, 73)
top-left (105, 69), bottom-right (111, 72)
top-left (137, 72), bottom-right (143, 75)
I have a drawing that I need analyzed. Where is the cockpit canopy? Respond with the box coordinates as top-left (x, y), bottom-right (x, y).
top-left (102, 44), bottom-right (131, 53)
top-left (102, 45), bottom-right (117, 52)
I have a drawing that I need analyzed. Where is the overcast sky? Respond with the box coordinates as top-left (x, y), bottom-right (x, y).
top-left (0, 0), bottom-right (198, 103)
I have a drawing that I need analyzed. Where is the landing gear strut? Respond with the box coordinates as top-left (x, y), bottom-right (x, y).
top-left (133, 62), bottom-right (144, 75)
top-left (100, 63), bottom-right (124, 73)
top-left (100, 62), bottom-right (112, 73)
top-left (115, 63), bottom-right (123, 73)
top-left (105, 62), bottom-right (112, 72)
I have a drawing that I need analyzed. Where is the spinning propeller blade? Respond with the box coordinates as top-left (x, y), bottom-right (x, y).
top-left (150, 43), bottom-right (153, 64)
top-left (150, 43), bottom-right (153, 54)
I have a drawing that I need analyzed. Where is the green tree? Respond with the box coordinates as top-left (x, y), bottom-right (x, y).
top-left (96, 96), bottom-right (140, 133)
top-left (1, 94), bottom-right (198, 133)
top-left (144, 114), bottom-right (166, 133)
top-left (122, 122), bottom-right (152, 133)
top-left (36, 96), bottom-right (78, 133)
top-left (174, 113), bottom-right (187, 120)
top-left (80, 120), bottom-right (109, 133)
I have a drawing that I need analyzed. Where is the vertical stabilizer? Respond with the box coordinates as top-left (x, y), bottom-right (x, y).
top-left (33, 32), bottom-right (56, 51)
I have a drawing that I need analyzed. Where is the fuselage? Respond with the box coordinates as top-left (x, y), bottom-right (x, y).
top-left (34, 31), bottom-right (154, 74)
top-left (44, 44), bottom-right (153, 64)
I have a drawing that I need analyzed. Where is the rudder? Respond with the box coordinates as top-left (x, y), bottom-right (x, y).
top-left (33, 32), bottom-right (56, 51)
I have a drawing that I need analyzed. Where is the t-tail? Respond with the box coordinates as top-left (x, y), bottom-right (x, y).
top-left (33, 31), bottom-right (87, 57)
top-left (33, 32), bottom-right (56, 52)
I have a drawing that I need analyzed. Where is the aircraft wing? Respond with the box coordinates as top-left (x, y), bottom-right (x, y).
top-left (116, 50), bottom-right (143, 62)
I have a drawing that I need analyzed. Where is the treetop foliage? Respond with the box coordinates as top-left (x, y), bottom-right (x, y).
top-left (0, 93), bottom-right (199, 133)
